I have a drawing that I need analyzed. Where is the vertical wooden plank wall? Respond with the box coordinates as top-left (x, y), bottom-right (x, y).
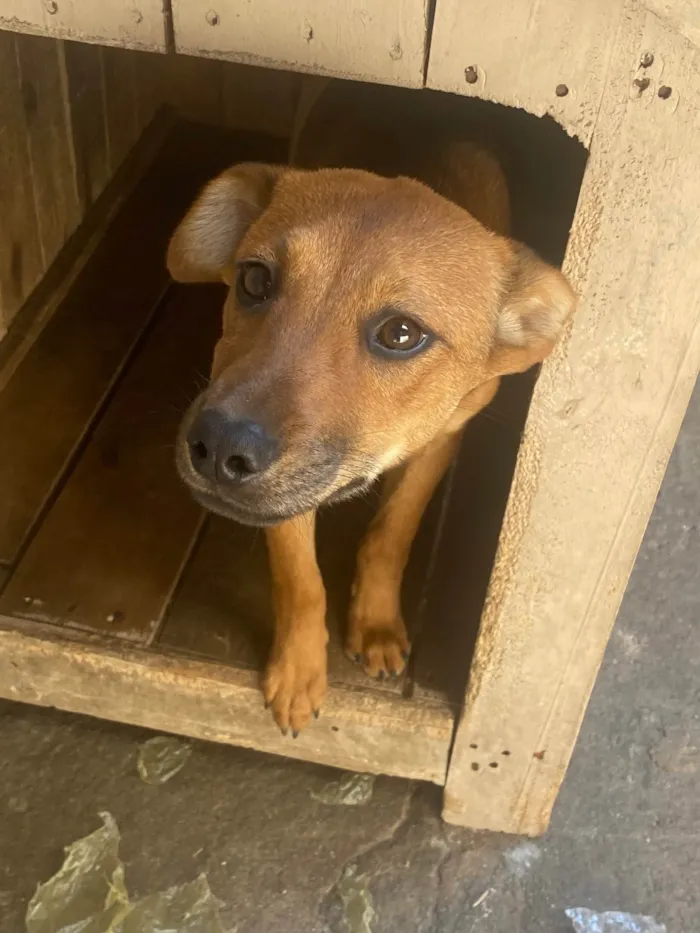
top-left (0, 32), bottom-right (300, 337)
top-left (0, 33), bottom-right (159, 336)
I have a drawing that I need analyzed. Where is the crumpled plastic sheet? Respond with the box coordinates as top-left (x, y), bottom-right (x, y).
top-left (25, 812), bottom-right (229, 933)
top-left (566, 908), bottom-right (668, 933)
top-left (311, 773), bottom-right (376, 806)
top-left (137, 736), bottom-right (192, 786)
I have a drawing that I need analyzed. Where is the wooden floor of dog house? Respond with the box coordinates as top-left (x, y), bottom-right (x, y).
top-left (0, 121), bottom-right (468, 784)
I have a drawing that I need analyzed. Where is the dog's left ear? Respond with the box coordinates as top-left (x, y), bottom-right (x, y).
top-left (167, 163), bottom-right (283, 284)
top-left (490, 244), bottom-right (576, 375)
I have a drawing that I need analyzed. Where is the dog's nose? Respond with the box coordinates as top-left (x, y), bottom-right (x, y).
top-left (187, 408), bottom-right (279, 484)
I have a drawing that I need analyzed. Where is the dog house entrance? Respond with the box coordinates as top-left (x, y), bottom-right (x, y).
top-left (0, 80), bottom-right (586, 778)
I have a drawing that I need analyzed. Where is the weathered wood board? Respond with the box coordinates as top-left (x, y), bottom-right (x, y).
top-left (443, 9), bottom-right (700, 835)
top-left (171, 0), bottom-right (430, 87)
top-left (15, 34), bottom-right (82, 270)
top-left (0, 617), bottom-right (454, 784)
top-left (0, 31), bottom-right (44, 333)
top-left (427, 0), bottom-right (625, 146)
top-left (0, 0), bottom-right (168, 52)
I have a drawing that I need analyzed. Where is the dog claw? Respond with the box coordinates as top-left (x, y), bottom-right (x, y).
top-left (354, 653), bottom-right (362, 664)
top-left (378, 670), bottom-right (386, 681)
top-left (292, 730), bottom-right (299, 739)
top-left (313, 709), bottom-right (320, 720)
top-left (401, 650), bottom-right (410, 661)
top-left (281, 727), bottom-right (288, 737)
top-left (264, 700), bottom-right (270, 709)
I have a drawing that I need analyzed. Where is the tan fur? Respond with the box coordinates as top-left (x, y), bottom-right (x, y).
top-left (167, 83), bottom-right (576, 734)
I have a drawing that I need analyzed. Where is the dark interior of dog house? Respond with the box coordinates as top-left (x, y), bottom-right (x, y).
top-left (0, 46), bottom-right (587, 722)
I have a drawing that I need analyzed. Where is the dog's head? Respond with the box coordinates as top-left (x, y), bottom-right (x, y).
top-left (168, 164), bottom-right (575, 526)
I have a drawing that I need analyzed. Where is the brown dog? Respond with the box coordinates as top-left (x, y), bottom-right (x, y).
top-left (167, 82), bottom-right (575, 736)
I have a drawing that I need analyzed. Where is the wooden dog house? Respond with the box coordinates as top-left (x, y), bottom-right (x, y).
top-left (0, 1), bottom-right (698, 836)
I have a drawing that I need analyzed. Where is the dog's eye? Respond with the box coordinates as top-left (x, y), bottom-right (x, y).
top-left (371, 316), bottom-right (429, 356)
top-left (237, 261), bottom-right (274, 306)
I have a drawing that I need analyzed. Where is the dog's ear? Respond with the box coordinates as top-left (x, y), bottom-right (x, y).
top-left (490, 244), bottom-right (576, 375)
top-left (167, 163), bottom-right (283, 283)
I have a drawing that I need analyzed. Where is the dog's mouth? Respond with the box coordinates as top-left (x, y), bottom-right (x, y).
top-left (185, 474), bottom-right (374, 527)
top-left (188, 487), bottom-right (298, 526)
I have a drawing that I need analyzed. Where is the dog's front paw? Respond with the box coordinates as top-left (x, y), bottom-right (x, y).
top-left (346, 614), bottom-right (410, 680)
top-left (263, 632), bottom-right (327, 736)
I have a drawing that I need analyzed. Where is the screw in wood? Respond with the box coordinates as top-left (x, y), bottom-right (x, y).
top-left (44, 0), bottom-right (58, 13)
top-left (206, 10), bottom-right (220, 26)
top-left (633, 76), bottom-right (650, 93)
top-left (464, 65), bottom-right (478, 85)
top-left (640, 51), bottom-right (654, 68)
top-left (555, 84), bottom-right (569, 97)
top-left (658, 85), bottom-right (672, 100)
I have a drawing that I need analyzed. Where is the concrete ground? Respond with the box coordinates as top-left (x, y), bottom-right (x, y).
top-left (1, 384), bottom-right (698, 933)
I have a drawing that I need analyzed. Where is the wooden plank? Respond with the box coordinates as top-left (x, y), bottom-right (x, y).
top-left (0, 31), bottom-right (44, 333)
top-left (158, 53), bottom-right (224, 125)
top-left (161, 497), bottom-right (415, 698)
top-left (0, 284), bottom-right (221, 642)
top-left (133, 49), bottom-right (167, 134)
top-left (427, 0), bottom-right (625, 145)
top-left (443, 10), bottom-right (700, 835)
top-left (15, 33), bottom-right (82, 269)
top-left (102, 46), bottom-right (139, 174)
top-left (63, 41), bottom-right (110, 208)
top-left (222, 61), bottom-right (301, 138)
top-left (172, 0), bottom-right (430, 88)
top-left (0, 0), bottom-right (168, 52)
top-left (0, 616), bottom-right (454, 784)
top-left (0, 145), bottom-right (181, 566)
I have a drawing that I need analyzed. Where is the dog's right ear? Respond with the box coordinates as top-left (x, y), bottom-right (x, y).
top-left (167, 163), bottom-right (283, 283)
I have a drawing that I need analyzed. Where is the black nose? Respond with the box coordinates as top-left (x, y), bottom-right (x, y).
top-left (186, 408), bottom-right (279, 484)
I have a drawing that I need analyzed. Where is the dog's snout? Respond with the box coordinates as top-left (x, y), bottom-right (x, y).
top-left (187, 408), bottom-right (279, 484)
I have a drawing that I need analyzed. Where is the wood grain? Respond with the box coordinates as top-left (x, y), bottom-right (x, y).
top-left (0, 31), bottom-right (44, 332)
top-left (158, 53), bottom-right (224, 126)
top-left (102, 45), bottom-right (139, 174)
top-left (63, 41), bottom-right (110, 208)
top-left (443, 9), bottom-right (700, 835)
top-left (0, 0), bottom-right (168, 52)
top-left (0, 616), bottom-right (453, 784)
top-left (15, 34), bottom-right (82, 271)
top-left (222, 61), bottom-right (301, 138)
top-left (171, 0), bottom-right (430, 87)
top-left (0, 285), bottom-right (221, 641)
top-left (427, 0), bottom-right (624, 146)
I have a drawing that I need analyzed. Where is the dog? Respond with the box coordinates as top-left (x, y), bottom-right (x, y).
top-left (167, 81), bottom-right (576, 736)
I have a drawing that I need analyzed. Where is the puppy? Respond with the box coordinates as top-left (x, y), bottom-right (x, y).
top-left (167, 82), bottom-right (576, 735)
